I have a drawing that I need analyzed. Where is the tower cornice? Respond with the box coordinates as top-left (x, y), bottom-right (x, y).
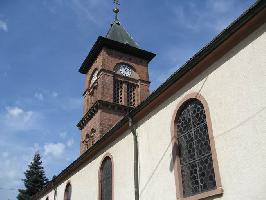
top-left (77, 100), bottom-right (133, 130)
top-left (79, 36), bottom-right (156, 74)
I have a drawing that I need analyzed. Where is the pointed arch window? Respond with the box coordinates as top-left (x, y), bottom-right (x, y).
top-left (100, 157), bottom-right (112, 200)
top-left (64, 183), bottom-right (72, 200)
top-left (176, 99), bottom-right (216, 197)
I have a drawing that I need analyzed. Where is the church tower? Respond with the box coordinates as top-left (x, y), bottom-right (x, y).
top-left (77, 1), bottom-right (155, 154)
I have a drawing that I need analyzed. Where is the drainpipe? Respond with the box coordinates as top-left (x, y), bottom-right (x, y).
top-left (129, 117), bottom-right (139, 200)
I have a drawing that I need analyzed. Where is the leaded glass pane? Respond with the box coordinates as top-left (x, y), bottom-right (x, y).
top-left (101, 158), bottom-right (112, 200)
top-left (176, 99), bottom-right (216, 197)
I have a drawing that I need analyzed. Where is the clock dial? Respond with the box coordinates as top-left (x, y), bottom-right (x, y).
top-left (119, 64), bottom-right (132, 77)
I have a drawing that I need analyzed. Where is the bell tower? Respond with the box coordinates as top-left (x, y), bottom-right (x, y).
top-left (77, 1), bottom-right (155, 154)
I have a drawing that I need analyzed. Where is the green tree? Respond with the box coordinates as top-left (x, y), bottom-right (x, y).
top-left (17, 152), bottom-right (48, 200)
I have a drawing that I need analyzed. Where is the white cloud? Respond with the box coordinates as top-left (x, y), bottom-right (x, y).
top-left (44, 143), bottom-right (65, 158)
top-left (0, 19), bottom-right (8, 32)
top-left (1, 106), bottom-right (41, 132)
top-left (34, 92), bottom-right (44, 101)
top-left (6, 106), bottom-right (34, 123)
top-left (6, 107), bottom-right (24, 117)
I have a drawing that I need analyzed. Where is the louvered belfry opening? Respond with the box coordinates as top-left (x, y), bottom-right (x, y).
top-left (176, 99), bottom-right (216, 197)
top-left (114, 79), bottom-right (123, 104)
top-left (100, 157), bottom-right (112, 200)
top-left (127, 82), bottom-right (136, 107)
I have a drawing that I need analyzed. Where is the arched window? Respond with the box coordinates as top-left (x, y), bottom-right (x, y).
top-left (176, 99), bottom-right (216, 197)
top-left (100, 157), bottom-right (112, 200)
top-left (64, 183), bottom-right (72, 200)
top-left (45, 197), bottom-right (49, 200)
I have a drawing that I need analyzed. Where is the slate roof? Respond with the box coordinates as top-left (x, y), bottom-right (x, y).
top-left (106, 20), bottom-right (139, 48)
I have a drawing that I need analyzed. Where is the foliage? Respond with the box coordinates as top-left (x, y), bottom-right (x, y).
top-left (17, 152), bottom-right (48, 200)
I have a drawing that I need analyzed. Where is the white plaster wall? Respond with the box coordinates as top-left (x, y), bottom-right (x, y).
top-left (40, 23), bottom-right (266, 200)
top-left (40, 131), bottom-right (135, 200)
top-left (137, 23), bottom-right (266, 200)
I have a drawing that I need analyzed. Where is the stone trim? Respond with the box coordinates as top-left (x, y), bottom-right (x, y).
top-left (77, 100), bottom-right (133, 130)
top-left (170, 93), bottom-right (222, 200)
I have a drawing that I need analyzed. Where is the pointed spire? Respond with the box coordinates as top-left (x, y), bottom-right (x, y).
top-left (106, 0), bottom-right (139, 48)
top-left (113, 0), bottom-right (120, 22)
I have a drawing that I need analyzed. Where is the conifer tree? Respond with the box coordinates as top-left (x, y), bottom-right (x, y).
top-left (17, 152), bottom-right (48, 200)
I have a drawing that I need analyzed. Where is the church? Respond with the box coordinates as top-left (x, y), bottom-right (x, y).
top-left (33, 1), bottom-right (266, 200)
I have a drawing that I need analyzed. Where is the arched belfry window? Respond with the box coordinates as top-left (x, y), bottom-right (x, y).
top-left (176, 99), bottom-right (216, 197)
top-left (64, 183), bottom-right (72, 200)
top-left (113, 63), bottom-right (138, 107)
top-left (100, 157), bottom-right (112, 200)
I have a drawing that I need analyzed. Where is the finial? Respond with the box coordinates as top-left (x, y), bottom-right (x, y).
top-left (113, 0), bottom-right (120, 22)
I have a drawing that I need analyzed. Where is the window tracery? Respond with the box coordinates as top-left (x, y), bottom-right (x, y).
top-left (176, 99), bottom-right (216, 197)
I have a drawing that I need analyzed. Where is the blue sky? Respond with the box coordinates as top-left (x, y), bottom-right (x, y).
top-left (0, 0), bottom-right (255, 199)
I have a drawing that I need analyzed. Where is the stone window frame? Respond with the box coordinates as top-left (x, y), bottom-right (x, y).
top-left (171, 93), bottom-right (223, 200)
top-left (63, 181), bottom-right (72, 200)
top-left (98, 153), bottom-right (114, 200)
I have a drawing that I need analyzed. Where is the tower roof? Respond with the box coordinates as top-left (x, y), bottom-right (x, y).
top-left (78, 0), bottom-right (156, 74)
top-left (106, 21), bottom-right (139, 48)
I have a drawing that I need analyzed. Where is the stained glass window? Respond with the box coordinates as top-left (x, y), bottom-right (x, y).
top-left (176, 99), bottom-right (216, 197)
top-left (100, 157), bottom-right (112, 200)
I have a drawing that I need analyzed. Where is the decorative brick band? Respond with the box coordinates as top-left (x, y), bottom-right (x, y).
top-left (77, 100), bottom-right (133, 130)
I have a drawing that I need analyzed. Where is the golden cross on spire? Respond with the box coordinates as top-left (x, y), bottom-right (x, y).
top-left (113, 0), bottom-right (120, 21)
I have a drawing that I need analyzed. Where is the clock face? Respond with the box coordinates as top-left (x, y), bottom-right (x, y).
top-left (119, 64), bottom-right (132, 77)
